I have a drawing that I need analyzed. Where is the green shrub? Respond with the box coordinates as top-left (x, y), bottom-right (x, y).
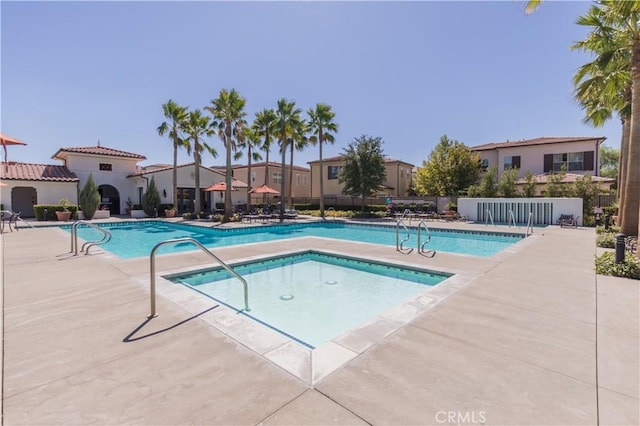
top-left (596, 225), bottom-right (620, 234)
top-left (33, 204), bottom-right (79, 221)
top-left (595, 252), bottom-right (640, 280)
top-left (142, 177), bottom-right (161, 217)
top-left (79, 174), bottom-right (100, 219)
top-left (596, 233), bottom-right (616, 248)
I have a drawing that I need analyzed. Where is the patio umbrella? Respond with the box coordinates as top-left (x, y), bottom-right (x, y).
top-left (203, 181), bottom-right (237, 192)
top-left (0, 133), bottom-right (27, 171)
top-left (248, 184), bottom-right (280, 195)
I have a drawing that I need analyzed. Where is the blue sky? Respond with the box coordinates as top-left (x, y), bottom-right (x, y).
top-left (1, 1), bottom-right (621, 169)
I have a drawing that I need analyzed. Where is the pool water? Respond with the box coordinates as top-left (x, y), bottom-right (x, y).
top-left (168, 251), bottom-right (450, 348)
top-left (67, 221), bottom-right (523, 259)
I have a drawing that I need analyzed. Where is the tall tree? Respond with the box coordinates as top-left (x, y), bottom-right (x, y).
top-left (307, 103), bottom-right (338, 217)
top-left (414, 135), bottom-right (481, 196)
top-left (273, 98), bottom-right (304, 222)
top-left (206, 89), bottom-right (247, 222)
top-left (599, 145), bottom-right (620, 179)
top-left (241, 127), bottom-right (263, 206)
top-left (338, 135), bottom-right (387, 214)
top-left (287, 122), bottom-right (308, 207)
top-left (253, 108), bottom-right (277, 203)
top-left (181, 109), bottom-right (216, 214)
top-left (157, 99), bottom-right (188, 210)
top-left (574, 1), bottom-right (640, 237)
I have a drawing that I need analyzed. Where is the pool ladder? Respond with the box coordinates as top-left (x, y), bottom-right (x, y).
top-left (148, 238), bottom-right (250, 318)
top-left (70, 220), bottom-right (112, 255)
top-left (396, 220), bottom-right (436, 256)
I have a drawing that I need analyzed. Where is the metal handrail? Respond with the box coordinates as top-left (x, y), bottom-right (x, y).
top-left (507, 210), bottom-right (518, 228)
top-left (70, 220), bottom-right (112, 255)
top-left (326, 207), bottom-right (336, 220)
top-left (416, 220), bottom-right (436, 256)
top-left (395, 220), bottom-right (413, 254)
top-left (149, 238), bottom-right (250, 318)
top-left (525, 212), bottom-right (534, 236)
top-left (485, 209), bottom-right (495, 227)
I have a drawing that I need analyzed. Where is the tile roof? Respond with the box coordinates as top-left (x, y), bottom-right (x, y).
top-left (52, 145), bottom-right (147, 160)
top-left (470, 136), bottom-right (606, 151)
top-left (307, 156), bottom-right (414, 166)
top-left (515, 173), bottom-right (615, 184)
top-left (0, 162), bottom-right (78, 182)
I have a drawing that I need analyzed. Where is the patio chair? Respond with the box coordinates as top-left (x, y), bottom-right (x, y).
top-left (625, 236), bottom-right (637, 254)
top-left (1, 210), bottom-right (20, 233)
top-left (558, 214), bottom-right (579, 228)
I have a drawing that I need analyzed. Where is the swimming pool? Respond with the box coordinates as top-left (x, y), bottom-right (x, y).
top-left (66, 220), bottom-right (523, 258)
top-left (167, 250), bottom-right (450, 348)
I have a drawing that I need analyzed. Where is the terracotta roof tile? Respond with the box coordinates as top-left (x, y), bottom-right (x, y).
top-left (0, 162), bottom-right (78, 182)
top-left (53, 145), bottom-right (146, 160)
top-left (470, 136), bottom-right (606, 151)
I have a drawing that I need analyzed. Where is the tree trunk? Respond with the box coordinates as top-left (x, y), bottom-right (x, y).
top-left (224, 129), bottom-right (233, 223)
top-left (247, 146), bottom-right (252, 207)
top-left (620, 38), bottom-right (640, 236)
top-left (172, 140), bottom-right (178, 210)
top-left (319, 129), bottom-right (325, 217)
top-left (617, 116), bottom-right (630, 224)
top-left (288, 139), bottom-right (294, 208)
top-left (280, 140), bottom-right (286, 223)
top-left (194, 143), bottom-right (201, 214)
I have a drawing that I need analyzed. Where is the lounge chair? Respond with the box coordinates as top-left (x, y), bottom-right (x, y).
top-left (558, 214), bottom-right (579, 228)
top-left (1, 210), bottom-right (21, 233)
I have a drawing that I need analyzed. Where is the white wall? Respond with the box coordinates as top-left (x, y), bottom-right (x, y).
top-left (458, 197), bottom-right (584, 226)
top-left (1, 181), bottom-right (77, 212)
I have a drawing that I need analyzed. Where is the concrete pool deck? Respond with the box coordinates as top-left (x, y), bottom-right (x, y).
top-left (1, 218), bottom-right (638, 425)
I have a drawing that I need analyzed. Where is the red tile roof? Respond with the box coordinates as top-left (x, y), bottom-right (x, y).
top-left (470, 136), bottom-right (606, 151)
top-left (0, 162), bottom-right (78, 182)
top-left (307, 156), bottom-right (414, 166)
top-left (52, 145), bottom-right (147, 160)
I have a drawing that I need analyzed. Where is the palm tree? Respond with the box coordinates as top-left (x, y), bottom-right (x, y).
top-left (287, 121), bottom-right (308, 207)
top-left (206, 89), bottom-right (247, 223)
top-left (307, 103), bottom-right (338, 217)
top-left (241, 126), bottom-right (263, 207)
top-left (157, 99), bottom-right (188, 211)
top-left (181, 109), bottom-right (216, 214)
top-left (273, 98), bottom-right (304, 222)
top-left (253, 108), bottom-right (277, 203)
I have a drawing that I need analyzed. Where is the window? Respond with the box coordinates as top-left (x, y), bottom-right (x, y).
top-left (544, 151), bottom-right (594, 172)
top-left (480, 159), bottom-right (489, 171)
top-left (327, 165), bottom-right (342, 180)
top-left (273, 172), bottom-right (282, 184)
top-left (296, 174), bottom-right (301, 186)
top-left (400, 169), bottom-right (404, 178)
top-left (503, 156), bottom-right (521, 170)
top-left (99, 163), bottom-right (112, 171)
top-left (251, 171), bottom-right (256, 183)
top-left (303, 175), bottom-right (308, 186)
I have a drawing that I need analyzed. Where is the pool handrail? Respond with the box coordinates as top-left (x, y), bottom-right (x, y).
top-left (485, 209), bottom-right (495, 227)
top-left (149, 237), bottom-right (250, 318)
top-left (395, 220), bottom-right (413, 254)
top-left (416, 220), bottom-right (436, 256)
top-left (507, 210), bottom-right (518, 228)
top-left (70, 220), bottom-right (112, 256)
top-left (326, 207), bottom-right (337, 220)
top-left (525, 212), bottom-right (534, 236)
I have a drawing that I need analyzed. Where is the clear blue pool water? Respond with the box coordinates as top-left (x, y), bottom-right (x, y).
top-left (65, 220), bottom-right (523, 259)
top-left (168, 251), bottom-right (450, 348)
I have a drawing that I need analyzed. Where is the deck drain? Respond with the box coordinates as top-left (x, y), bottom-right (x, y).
top-left (324, 280), bottom-right (338, 285)
top-left (280, 294), bottom-right (294, 301)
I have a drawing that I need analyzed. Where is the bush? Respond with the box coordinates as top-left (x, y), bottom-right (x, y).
top-left (595, 252), bottom-right (640, 280)
top-left (596, 225), bottom-right (620, 234)
top-left (33, 204), bottom-right (79, 221)
top-left (596, 233), bottom-right (616, 248)
top-left (142, 177), bottom-right (161, 217)
top-left (79, 174), bottom-right (100, 220)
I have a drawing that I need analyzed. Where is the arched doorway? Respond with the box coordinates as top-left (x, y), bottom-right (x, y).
top-left (11, 186), bottom-right (37, 217)
top-left (98, 184), bottom-right (120, 215)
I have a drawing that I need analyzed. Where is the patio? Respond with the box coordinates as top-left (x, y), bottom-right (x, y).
top-left (1, 220), bottom-right (637, 425)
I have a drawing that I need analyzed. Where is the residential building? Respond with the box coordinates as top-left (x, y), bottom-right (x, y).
top-left (232, 161), bottom-right (311, 200)
top-left (470, 136), bottom-right (607, 179)
top-left (307, 156), bottom-right (414, 198)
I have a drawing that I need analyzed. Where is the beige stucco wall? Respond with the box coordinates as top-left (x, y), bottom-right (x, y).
top-left (1, 180), bottom-right (78, 216)
top-left (309, 158), bottom-right (414, 198)
top-left (233, 164), bottom-right (310, 199)
top-left (474, 139), bottom-right (601, 179)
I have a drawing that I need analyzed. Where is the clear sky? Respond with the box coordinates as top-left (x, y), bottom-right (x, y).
top-left (1, 0), bottom-right (622, 170)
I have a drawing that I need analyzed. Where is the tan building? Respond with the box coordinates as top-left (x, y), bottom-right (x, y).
top-left (308, 156), bottom-right (414, 198)
top-left (470, 136), bottom-right (607, 179)
top-left (232, 161), bottom-right (311, 200)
